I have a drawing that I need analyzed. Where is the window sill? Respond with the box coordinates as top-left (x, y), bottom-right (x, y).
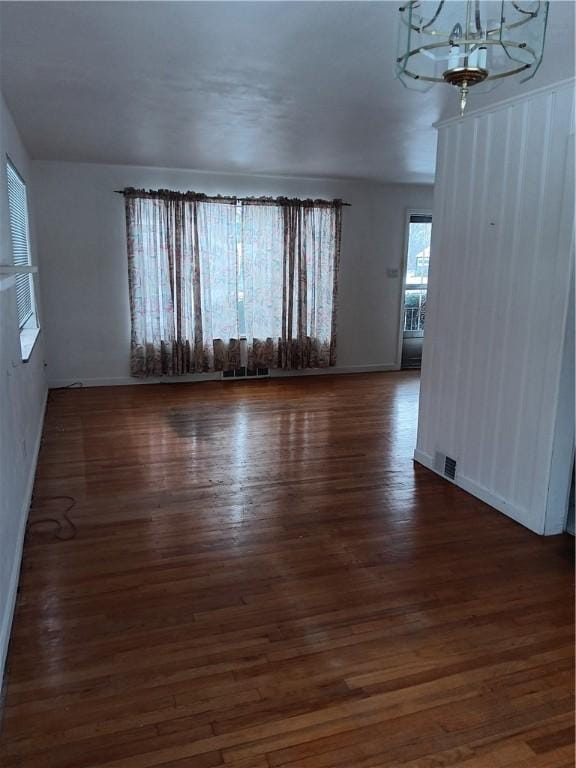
top-left (20, 327), bottom-right (40, 362)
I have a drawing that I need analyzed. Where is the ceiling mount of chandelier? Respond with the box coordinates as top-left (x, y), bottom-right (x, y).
top-left (396, 1), bottom-right (550, 115)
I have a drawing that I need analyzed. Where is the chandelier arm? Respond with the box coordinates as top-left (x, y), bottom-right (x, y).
top-left (401, 3), bottom-right (542, 37)
top-left (474, 0), bottom-right (482, 35)
top-left (511, 1), bottom-right (539, 17)
top-left (400, 63), bottom-right (531, 84)
top-left (420, 1), bottom-right (445, 30)
top-left (400, 59), bottom-right (533, 85)
top-left (499, 38), bottom-right (535, 67)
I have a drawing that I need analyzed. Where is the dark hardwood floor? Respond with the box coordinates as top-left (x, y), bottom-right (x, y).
top-left (1, 372), bottom-right (574, 767)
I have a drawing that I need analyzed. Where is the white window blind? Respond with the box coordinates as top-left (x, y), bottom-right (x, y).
top-left (7, 159), bottom-right (34, 328)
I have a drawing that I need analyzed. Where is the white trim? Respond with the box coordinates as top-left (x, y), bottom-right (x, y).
top-left (271, 364), bottom-right (397, 378)
top-left (435, 78), bottom-right (576, 129)
top-left (0, 265), bottom-right (38, 276)
top-left (48, 373), bottom-right (223, 388)
top-left (396, 208), bottom-right (433, 369)
top-left (413, 448), bottom-right (543, 535)
top-left (20, 327), bottom-right (41, 363)
top-left (47, 364), bottom-right (400, 389)
top-left (544, 151), bottom-right (575, 536)
top-left (0, 389), bottom-right (48, 685)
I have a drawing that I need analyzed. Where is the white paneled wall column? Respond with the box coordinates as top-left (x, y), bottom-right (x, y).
top-left (416, 80), bottom-right (575, 535)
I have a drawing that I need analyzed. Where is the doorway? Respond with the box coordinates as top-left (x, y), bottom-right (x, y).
top-left (400, 212), bottom-right (432, 369)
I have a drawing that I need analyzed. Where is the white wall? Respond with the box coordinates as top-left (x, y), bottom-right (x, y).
top-left (32, 161), bottom-right (432, 386)
top-left (416, 80), bottom-right (575, 536)
top-left (0, 95), bottom-right (47, 679)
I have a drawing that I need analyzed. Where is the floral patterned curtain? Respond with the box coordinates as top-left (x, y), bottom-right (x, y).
top-left (124, 190), bottom-right (342, 376)
top-left (125, 190), bottom-right (239, 376)
top-left (242, 200), bottom-right (342, 369)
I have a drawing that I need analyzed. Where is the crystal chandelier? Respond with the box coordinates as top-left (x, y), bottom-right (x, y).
top-left (396, 1), bottom-right (549, 114)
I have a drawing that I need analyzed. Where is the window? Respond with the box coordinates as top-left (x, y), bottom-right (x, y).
top-left (124, 190), bottom-right (342, 376)
top-left (7, 158), bottom-right (38, 359)
top-left (403, 213), bottom-right (432, 332)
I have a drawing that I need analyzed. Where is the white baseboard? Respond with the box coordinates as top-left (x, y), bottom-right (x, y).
top-left (271, 364), bottom-right (398, 378)
top-left (48, 364), bottom-right (400, 389)
top-left (0, 389), bottom-right (48, 685)
top-left (48, 373), bottom-right (223, 388)
top-left (413, 448), bottom-right (544, 535)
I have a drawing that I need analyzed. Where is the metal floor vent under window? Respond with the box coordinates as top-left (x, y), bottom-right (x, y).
top-left (222, 367), bottom-right (270, 380)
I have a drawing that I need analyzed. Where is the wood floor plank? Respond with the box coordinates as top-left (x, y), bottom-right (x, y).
top-left (0, 372), bottom-right (573, 767)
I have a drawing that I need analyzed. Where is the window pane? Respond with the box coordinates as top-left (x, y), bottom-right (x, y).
top-left (403, 288), bottom-right (427, 331)
top-left (403, 215), bottom-right (431, 334)
top-left (405, 220), bottom-right (431, 287)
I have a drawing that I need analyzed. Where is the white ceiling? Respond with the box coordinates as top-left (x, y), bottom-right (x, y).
top-left (0, 1), bottom-right (574, 183)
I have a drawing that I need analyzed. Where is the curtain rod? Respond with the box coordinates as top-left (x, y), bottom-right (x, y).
top-left (114, 189), bottom-right (351, 206)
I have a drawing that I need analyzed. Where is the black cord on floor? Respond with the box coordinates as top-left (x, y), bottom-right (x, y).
top-left (28, 496), bottom-right (77, 541)
top-left (53, 382), bottom-right (83, 389)
top-left (47, 382), bottom-right (83, 404)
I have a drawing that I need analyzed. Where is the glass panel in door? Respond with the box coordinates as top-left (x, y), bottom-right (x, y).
top-left (401, 214), bottom-right (432, 369)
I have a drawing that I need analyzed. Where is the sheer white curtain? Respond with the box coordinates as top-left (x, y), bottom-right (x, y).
top-left (300, 204), bottom-right (341, 366)
top-left (126, 192), bottom-right (239, 376)
top-left (241, 203), bottom-right (284, 368)
top-left (126, 195), bottom-right (176, 376)
top-left (241, 200), bottom-right (342, 369)
top-left (180, 199), bottom-right (240, 370)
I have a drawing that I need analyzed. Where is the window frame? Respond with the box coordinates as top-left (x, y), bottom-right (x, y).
top-left (6, 155), bottom-right (40, 361)
top-left (396, 208), bottom-right (433, 368)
